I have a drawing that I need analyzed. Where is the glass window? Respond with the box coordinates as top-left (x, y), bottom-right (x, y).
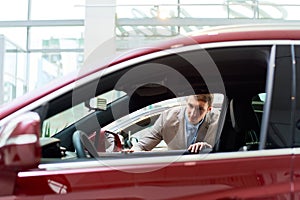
top-left (28, 52), bottom-right (84, 91)
top-left (42, 90), bottom-right (126, 137)
top-left (2, 38), bottom-right (27, 104)
top-left (29, 27), bottom-right (84, 50)
top-left (116, 0), bottom-right (178, 19)
top-left (252, 93), bottom-right (265, 125)
top-left (294, 45), bottom-right (300, 146)
top-left (42, 102), bottom-right (92, 137)
top-left (259, 0), bottom-right (300, 5)
top-left (0, 28), bottom-right (27, 50)
top-left (180, 5), bottom-right (227, 18)
top-left (31, 0), bottom-right (85, 20)
top-left (104, 94), bottom-right (224, 151)
top-left (0, 0), bottom-right (28, 20)
top-left (266, 46), bottom-right (293, 148)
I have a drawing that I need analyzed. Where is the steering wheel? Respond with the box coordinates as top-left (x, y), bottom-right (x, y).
top-left (72, 130), bottom-right (99, 158)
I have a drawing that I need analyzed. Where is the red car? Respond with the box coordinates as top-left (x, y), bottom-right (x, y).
top-left (1, 23), bottom-right (300, 199)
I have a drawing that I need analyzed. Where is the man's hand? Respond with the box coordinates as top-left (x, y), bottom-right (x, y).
top-left (121, 148), bottom-right (134, 153)
top-left (188, 142), bottom-right (212, 153)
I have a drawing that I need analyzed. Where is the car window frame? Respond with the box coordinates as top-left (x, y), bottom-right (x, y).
top-left (2, 40), bottom-right (296, 166)
top-left (46, 42), bottom-right (288, 155)
top-left (262, 45), bottom-right (295, 149)
top-left (259, 44), bottom-right (276, 149)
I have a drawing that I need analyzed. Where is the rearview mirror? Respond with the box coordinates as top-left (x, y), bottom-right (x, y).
top-left (85, 97), bottom-right (107, 111)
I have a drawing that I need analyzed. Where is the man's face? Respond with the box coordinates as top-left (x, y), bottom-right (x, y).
top-left (186, 96), bottom-right (212, 124)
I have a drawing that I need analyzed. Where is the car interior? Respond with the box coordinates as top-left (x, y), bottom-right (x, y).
top-left (33, 45), bottom-right (272, 162)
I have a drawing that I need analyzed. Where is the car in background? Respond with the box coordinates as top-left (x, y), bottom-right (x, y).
top-left (1, 24), bottom-right (300, 199)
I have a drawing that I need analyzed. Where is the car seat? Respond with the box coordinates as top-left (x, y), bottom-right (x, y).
top-left (230, 97), bottom-right (261, 150)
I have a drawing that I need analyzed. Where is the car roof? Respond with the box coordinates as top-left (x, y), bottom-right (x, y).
top-left (111, 23), bottom-right (300, 65)
top-left (1, 23), bottom-right (300, 119)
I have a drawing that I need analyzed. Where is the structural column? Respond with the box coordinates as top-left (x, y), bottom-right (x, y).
top-left (84, 0), bottom-right (116, 68)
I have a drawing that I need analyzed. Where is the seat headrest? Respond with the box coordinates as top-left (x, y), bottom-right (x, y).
top-left (230, 98), bottom-right (259, 133)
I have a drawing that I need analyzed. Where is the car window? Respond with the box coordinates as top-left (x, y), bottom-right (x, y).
top-left (252, 93), bottom-right (265, 126)
top-left (232, 92), bottom-right (266, 150)
top-left (38, 45), bottom-right (287, 159)
top-left (220, 46), bottom-right (294, 151)
top-left (295, 45), bottom-right (300, 147)
top-left (265, 46), bottom-right (293, 148)
top-left (42, 90), bottom-right (126, 137)
top-left (104, 96), bottom-right (187, 150)
top-left (104, 94), bottom-right (224, 151)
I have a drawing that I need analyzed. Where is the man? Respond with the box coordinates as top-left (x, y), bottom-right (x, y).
top-left (131, 94), bottom-right (219, 153)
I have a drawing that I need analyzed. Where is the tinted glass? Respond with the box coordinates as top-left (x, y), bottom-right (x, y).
top-left (266, 45), bottom-right (293, 148)
top-left (294, 45), bottom-right (300, 146)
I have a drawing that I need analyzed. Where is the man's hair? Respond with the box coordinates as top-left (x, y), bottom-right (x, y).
top-left (193, 94), bottom-right (214, 107)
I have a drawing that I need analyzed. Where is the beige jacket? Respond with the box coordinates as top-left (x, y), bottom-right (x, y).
top-left (132, 106), bottom-right (220, 151)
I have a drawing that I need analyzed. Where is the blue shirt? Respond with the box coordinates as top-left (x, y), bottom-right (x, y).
top-left (185, 112), bottom-right (204, 147)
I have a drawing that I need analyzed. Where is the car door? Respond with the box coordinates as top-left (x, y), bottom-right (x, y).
top-left (175, 44), bottom-right (295, 199)
top-left (0, 43), bottom-right (294, 199)
top-left (292, 44), bottom-right (300, 199)
top-left (11, 43), bottom-right (293, 200)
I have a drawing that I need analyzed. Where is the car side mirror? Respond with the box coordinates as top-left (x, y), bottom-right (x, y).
top-left (0, 112), bottom-right (41, 170)
top-left (85, 97), bottom-right (107, 111)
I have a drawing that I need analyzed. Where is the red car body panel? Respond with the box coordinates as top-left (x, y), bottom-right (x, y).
top-left (13, 154), bottom-right (291, 199)
top-left (292, 155), bottom-right (300, 199)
